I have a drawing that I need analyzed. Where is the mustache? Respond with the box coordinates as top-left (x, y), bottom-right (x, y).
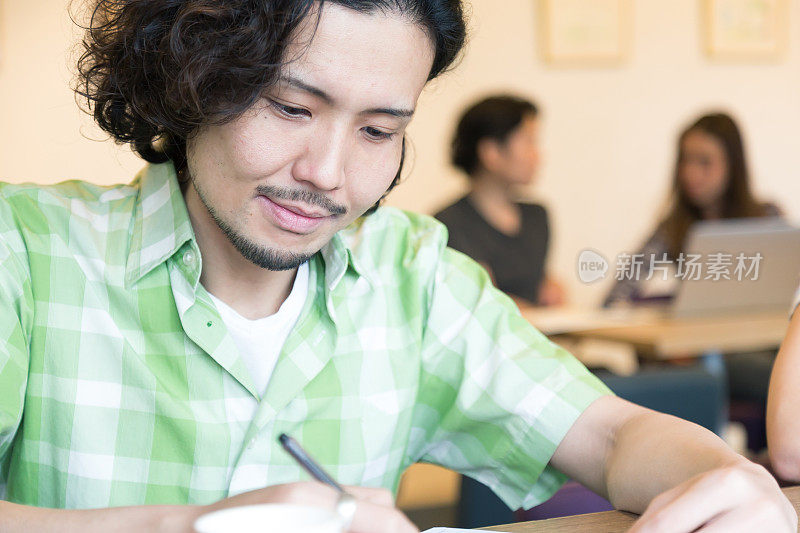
top-left (255, 185), bottom-right (347, 216)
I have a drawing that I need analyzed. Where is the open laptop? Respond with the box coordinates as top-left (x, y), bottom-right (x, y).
top-left (668, 218), bottom-right (800, 317)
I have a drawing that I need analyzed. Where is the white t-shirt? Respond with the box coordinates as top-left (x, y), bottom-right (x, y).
top-left (207, 262), bottom-right (309, 397)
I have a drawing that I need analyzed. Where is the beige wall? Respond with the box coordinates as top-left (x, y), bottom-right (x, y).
top-left (0, 1), bottom-right (143, 184)
top-left (3, 0), bottom-right (800, 305)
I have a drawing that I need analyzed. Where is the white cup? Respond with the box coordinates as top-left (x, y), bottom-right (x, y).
top-left (194, 503), bottom-right (345, 533)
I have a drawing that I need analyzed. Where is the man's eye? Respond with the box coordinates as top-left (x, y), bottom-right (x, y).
top-left (270, 100), bottom-right (311, 118)
top-left (363, 127), bottom-right (395, 141)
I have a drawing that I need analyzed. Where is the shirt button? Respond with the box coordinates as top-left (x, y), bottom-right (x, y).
top-left (182, 250), bottom-right (196, 266)
top-left (247, 438), bottom-right (256, 450)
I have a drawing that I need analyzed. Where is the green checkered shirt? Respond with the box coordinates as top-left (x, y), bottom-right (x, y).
top-left (0, 162), bottom-right (609, 510)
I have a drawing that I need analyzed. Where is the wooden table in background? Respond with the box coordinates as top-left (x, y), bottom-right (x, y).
top-left (569, 310), bottom-right (789, 359)
top-left (521, 306), bottom-right (789, 359)
top-left (481, 486), bottom-right (800, 532)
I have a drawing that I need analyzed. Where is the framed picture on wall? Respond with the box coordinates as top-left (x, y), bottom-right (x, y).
top-left (540, 0), bottom-right (632, 66)
top-left (704, 0), bottom-right (789, 60)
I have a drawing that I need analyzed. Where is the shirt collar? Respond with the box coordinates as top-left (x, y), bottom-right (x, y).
top-left (125, 162), bottom-right (196, 287)
top-left (320, 229), bottom-right (374, 291)
top-left (125, 162), bottom-right (374, 291)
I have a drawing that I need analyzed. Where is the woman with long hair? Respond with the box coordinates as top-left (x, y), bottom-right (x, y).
top-left (605, 112), bottom-right (779, 306)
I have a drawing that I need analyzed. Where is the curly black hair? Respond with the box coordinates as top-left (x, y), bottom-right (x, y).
top-left (76, 0), bottom-right (466, 209)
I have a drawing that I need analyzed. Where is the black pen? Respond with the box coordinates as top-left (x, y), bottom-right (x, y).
top-left (278, 433), bottom-right (346, 493)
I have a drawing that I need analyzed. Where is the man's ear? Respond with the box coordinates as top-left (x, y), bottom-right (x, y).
top-left (476, 137), bottom-right (504, 175)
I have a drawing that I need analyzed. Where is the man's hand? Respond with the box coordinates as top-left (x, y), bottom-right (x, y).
top-left (629, 461), bottom-right (796, 532)
top-left (192, 481), bottom-right (418, 533)
top-left (551, 396), bottom-right (797, 533)
top-left (0, 481), bottom-right (416, 533)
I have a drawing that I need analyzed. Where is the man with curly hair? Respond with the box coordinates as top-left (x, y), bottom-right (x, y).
top-left (0, 1), bottom-right (795, 532)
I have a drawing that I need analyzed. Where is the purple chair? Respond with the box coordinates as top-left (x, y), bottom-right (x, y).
top-left (515, 481), bottom-right (613, 521)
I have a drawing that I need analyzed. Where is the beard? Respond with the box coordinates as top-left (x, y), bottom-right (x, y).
top-left (192, 180), bottom-right (314, 271)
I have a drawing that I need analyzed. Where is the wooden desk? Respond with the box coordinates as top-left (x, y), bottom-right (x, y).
top-left (521, 306), bottom-right (789, 359)
top-left (519, 306), bottom-right (660, 337)
top-left (481, 486), bottom-right (800, 532)
top-left (570, 310), bottom-right (789, 359)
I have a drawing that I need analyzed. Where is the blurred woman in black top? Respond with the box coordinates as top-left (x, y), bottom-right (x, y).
top-left (435, 95), bottom-right (563, 306)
